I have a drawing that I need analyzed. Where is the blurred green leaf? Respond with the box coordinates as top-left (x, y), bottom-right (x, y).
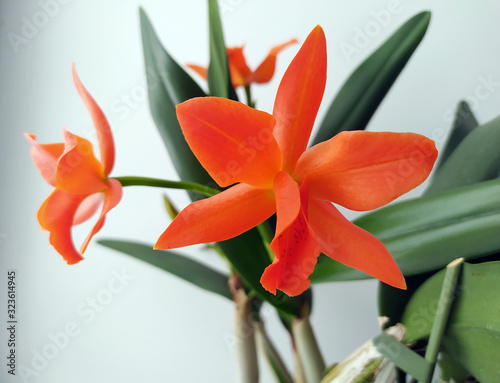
top-left (207, 0), bottom-right (236, 99)
top-left (162, 194), bottom-right (179, 220)
top-left (311, 179), bottom-right (500, 283)
top-left (438, 353), bottom-right (469, 383)
top-left (140, 8), bottom-right (213, 201)
top-left (434, 101), bottom-right (478, 171)
top-left (377, 272), bottom-right (434, 328)
top-left (426, 115), bottom-right (500, 195)
top-left (311, 11), bottom-right (430, 145)
top-left (98, 239), bottom-right (232, 300)
top-left (401, 261), bottom-right (500, 383)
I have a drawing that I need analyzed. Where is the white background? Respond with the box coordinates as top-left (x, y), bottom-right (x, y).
top-left (1, 1), bottom-right (500, 382)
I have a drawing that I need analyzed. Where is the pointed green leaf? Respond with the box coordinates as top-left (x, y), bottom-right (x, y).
top-left (401, 261), bottom-right (500, 383)
top-left (98, 239), bottom-right (232, 300)
top-left (207, 0), bottom-right (235, 99)
top-left (311, 179), bottom-right (500, 283)
top-left (434, 101), bottom-right (478, 171)
top-left (311, 11), bottom-right (430, 145)
top-left (140, 8), bottom-right (214, 201)
top-left (426, 115), bottom-right (500, 195)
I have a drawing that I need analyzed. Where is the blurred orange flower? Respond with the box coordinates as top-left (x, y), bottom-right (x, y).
top-left (187, 38), bottom-right (297, 87)
top-left (156, 26), bottom-right (438, 296)
top-left (25, 64), bottom-right (122, 264)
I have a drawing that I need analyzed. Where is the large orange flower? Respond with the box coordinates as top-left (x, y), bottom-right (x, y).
top-left (156, 26), bottom-right (438, 297)
top-left (187, 38), bottom-right (297, 87)
top-left (25, 64), bottom-right (122, 265)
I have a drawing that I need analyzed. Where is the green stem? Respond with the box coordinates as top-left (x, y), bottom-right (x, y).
top-left (254, 321), bottom-right (293, 383)
top-left (419, 257), bottom-right (464, 383)
top-left (244, 84), bottom-right (255, 108)
top-left (114, 176), bottom-right (219, 197)
top-left (292, 305), bottom-right (326, 383)
top-left (229, 274), bottom-right (259, 383)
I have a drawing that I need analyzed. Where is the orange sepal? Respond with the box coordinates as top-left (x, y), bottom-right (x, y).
top-left (272, 26), bottom-right (327, 172)
top-left (37, 189), bottom-right (87, 264)
top-left (250, 39), bottom-right (298, 84)
top-left (79, 179), bottom-right (122, 254)
top-left (309, 199), bottom-right (406, 289)
top-left (176, 97), bottom-right (282, 189)
top-left (24, 133), bottom-right (65, 187)
top-left (295, 131), bottom-right (438, 211)
top-left (56, 129), bottom-right (107, 195)
top-left (155, 183), bottom-right (275, 250)
top-left (227, 46), bottom-right (252, 87)
top-left (186, 64), bottom-right (208, 80)
top-left (261, 172), bottom-right (320, 296)
top-left (72, 63), bottom-right (115, 175)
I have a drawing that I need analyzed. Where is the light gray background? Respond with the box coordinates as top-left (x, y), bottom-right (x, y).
top-left (1, 1), bottom-right (500, 382)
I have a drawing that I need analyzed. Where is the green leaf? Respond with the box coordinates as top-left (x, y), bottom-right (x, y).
top-left (373, 332), bottom-right (431, 381)
top-left (438, 353), bottom-right (470, 383)
top-left (433, 101), bottom-right (478, 171)
top-left (207, 0), bottom-right (236, 99)
top-left (311, 11), bottom-right (431, 145)
top-left (377, 272), bottom-right (434, 328)
top-left (426, 115), bottom-right (500, 195)
top-left (310, 179), bottom-right (500, 283)
top-left (98, 239), bottom-right (232, 300)
top-left (401, 261), bottom-right (500, 383)
top-left (140, 8), bottom-right (214, 201)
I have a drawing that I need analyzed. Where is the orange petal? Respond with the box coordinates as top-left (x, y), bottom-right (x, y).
top-left (73, 192), bottom-right (103, 225)
top-left (176, 97), bottom-right (282, 189)
top-left (72, 63), bottom-right (115, 175)
top-left (186, 64), bottom-right (208, 80)
top-left (56, 129), bottom-right (107, 194)
top-left (24, 133), bottom-right (65, 187)
top-left (295, 131), bottom-right (438, 211)
top-left (250, 38), bottom-right (298, 84)
top-left (79, 179), bottom-right (122, 254)
top-left (260, 172), bottom-right (320, 296)
top-left (155, 183), bottom-right (275, 249)
top-left (272, 26), bottom-right (326, 172)
top-left (309, 200), bottom-right (406, 289)
top-left (227, 47), bottom-right (252, 87)
top-left (37, 189), bottom-right (87, 264)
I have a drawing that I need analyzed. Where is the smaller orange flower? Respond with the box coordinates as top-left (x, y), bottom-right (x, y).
top-left (187, 39), bottom-right (297, 88)
top-left (25, 64), bottom-right (122, 264)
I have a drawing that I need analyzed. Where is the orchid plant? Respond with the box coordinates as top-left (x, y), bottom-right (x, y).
top-left (26, 2), bottom-right (500, 383)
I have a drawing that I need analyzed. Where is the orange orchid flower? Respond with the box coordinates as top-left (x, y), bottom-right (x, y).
top-left (25, 64), bottom-right (122, 265)
top-left (187, 38), bottom-right (297, 87)
top-left (156, 26), bottom-right (438, 297)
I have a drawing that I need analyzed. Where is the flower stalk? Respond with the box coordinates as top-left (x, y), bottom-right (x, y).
top-left (115, 176), bottom-right (219, 197)
top-left (229, 274), bottom-right (259, 383)
top-left (292, 305), bottom-right (326, 383)
top-left (254, 321), bottom-right (293, 383)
